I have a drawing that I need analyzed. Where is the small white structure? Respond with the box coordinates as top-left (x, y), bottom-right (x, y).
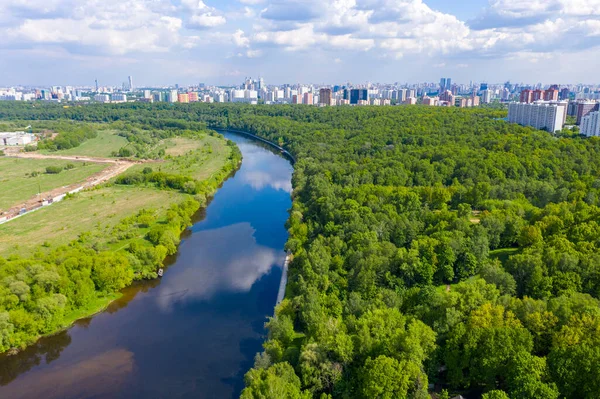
top-left (0, 131), bottom-right (32, 146)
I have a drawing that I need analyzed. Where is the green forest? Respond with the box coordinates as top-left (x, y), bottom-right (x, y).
top-left (1, 102), bottom-right (599, 398)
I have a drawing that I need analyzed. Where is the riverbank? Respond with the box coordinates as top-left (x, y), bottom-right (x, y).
top-left (0, 131), bottom-right (242, 354)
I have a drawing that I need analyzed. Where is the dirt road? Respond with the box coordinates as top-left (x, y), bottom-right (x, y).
top-left (1, 151), bottom-right (139, 222)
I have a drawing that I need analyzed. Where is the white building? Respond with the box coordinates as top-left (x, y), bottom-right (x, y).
top-left (111, 93), bottom-right (127, 103)
top-left (581, 111), bottom-right (600, 137)
top-left (508, 101), bottom-right (567, 133)
top-left (168, 89), bottom-right (178, 103)
top-left (94, 94), bottom-right (110, 103)
top-left (0, 132), bottom-right (32, 146)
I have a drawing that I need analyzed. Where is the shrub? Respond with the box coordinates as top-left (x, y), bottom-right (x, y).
top-left (45, 166), bottom-right (63, 174)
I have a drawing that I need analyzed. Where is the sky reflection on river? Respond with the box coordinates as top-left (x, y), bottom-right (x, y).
top-left (237, 142), bottom-right (293, 193)
top-left (156, 223), bottom-right (282, 311)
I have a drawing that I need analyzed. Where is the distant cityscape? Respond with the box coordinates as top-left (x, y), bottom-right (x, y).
top-left (2, 76), bottom-right (600, 137)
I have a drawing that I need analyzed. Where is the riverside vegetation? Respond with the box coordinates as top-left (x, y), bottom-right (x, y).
top-left (1, 102), bottom-right (600, 398)
top-left (0, 111), bottom-right (241, 352)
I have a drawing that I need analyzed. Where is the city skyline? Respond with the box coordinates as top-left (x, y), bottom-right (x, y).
top-left (1, 0), bottom-right (600, 86)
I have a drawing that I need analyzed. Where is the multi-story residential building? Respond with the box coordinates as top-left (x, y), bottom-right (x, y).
top-left (303, 92), bottom-right (313, 105)
top-left (178, 93), bottom-right (189, 103)
top-left (508, 101), bottom-right (567, 132)
top-left (423, 96), bottom-right (438, 106)
top-left (188, 92), bottom-right (199, 102)
top-left (482, 89), bottom-right (492, 104)
top-left (111, 93), bottom-right (127, 103)
top-left (168, 89), bottom-right (178, 103)
top-left (347, 89), bottom-right (368, 105)
top-left (581, 111), bottom-right (600, 137)
top-left (439, 90), bottom-right (454, 103)
top-left (560, 88), bottom-right (570, 100)
top-left (544, 89), bottom-right (559, 101)
top-left (532, 89), bottom-right (544, 102)
top-left (520, 90), bottom-right (533, 103)
top-left (319, 88), bottom-right (332, 106)
top-left (396, 89), bottom-right (408, 103)
top-left (94, 94), bottom-right (110, 103)
top-left (576, 101), bottom-right (599, 124)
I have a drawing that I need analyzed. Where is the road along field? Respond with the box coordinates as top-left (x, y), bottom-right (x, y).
top-left (0, 151), bottom-right (141, 222)
top-left (0, 157), bottom-right (108, 210)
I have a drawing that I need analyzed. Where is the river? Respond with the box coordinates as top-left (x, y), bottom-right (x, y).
top-left (0, 132), bottom-right (294, 399)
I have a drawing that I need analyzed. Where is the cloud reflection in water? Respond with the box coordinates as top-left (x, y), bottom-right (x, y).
top-left (237, 142), bottom-right (293, 193)
top-left (156, 222), bottom-right (282, 311)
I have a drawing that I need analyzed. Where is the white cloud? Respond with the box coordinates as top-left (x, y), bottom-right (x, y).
top-left (188, 13), bottom-right (226, 28)
top-left (1, 0), bottom-right (600, 82)
top-left (232, 29), bottom-right (250, 47)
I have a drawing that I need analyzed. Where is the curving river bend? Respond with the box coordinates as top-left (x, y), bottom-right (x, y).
top-left (0, 132), bottom-right (294, 399)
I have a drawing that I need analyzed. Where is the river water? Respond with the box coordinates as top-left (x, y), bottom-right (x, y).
top-left (0, 132), bottom-right (294, 399)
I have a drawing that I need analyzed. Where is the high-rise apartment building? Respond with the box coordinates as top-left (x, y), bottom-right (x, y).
top-left (544, 89), bottom-right (559, 101)
top-left (576, 101), bottom-right (600, 125)
top-left (349, 89), bottom-right (368, 105)
top-left (188, 92), bottom-right (199, 102)
top-left (581, 111), bottom-right (600, 137)
top-left (303, 92), bottom-right (313, 105)
top-left (560, 88), bottom-right (570, 100)
top-left (128, 76), bottom-right (133, 91)
top-left (520, 90), bottom-right (533, 103)
top-left (396, 89), bottom-right (408, 103)
top-left (508, 101), bottom-right (567, 132)
top-left (178, 93), bottom-right (189, 103)
top-left (439, 90), bottom-right (454, 103)
top-left (482, 89), bottom-right (492, 104)
top-left (319, 88), bottom-right (332, 106)
top-left (532, 90), bottom-right (544, 102)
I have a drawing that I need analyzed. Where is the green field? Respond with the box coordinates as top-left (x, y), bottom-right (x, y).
top-left (40, 130), bottom-right (129, 158)
top-left (0, 157), bottom-right (108, 211)
top-left (0, 185), bottom-right (186, 257)
top-left (133, 134), bottom-right (232, 181)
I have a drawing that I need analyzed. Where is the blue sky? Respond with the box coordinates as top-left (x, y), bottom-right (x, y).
top-left (1, 0), bottom-right (599, 86)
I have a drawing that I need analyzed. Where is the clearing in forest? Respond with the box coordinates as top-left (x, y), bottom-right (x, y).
top-left (39, 130), bottom-right (129, 158)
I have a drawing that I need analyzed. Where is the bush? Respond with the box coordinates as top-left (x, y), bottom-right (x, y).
top-left (45, 166), bottom-right (63, 174)
top-left (65, 163), bottom-right (75, 170)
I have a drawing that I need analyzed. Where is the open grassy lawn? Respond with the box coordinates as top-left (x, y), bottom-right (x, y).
top-left (40, 130), bottom-right (129, 158)
top-left (0, 185), bottom-right (187, 257)
top-left (0, 157), bottom-right (108, 211)
top-left (163, 137), bottom-right (207, 156)
top-left (136, 134), bottom-right (231, 181)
